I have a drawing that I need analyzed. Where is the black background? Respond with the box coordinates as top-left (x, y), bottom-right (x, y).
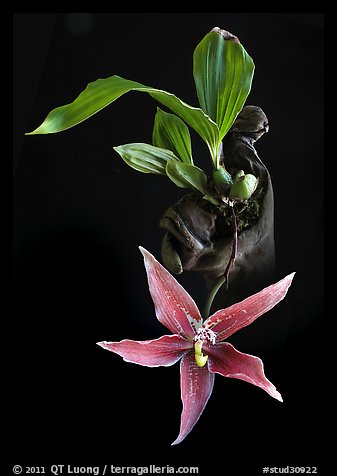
top-left (12, 13), bottom-right (324, 474)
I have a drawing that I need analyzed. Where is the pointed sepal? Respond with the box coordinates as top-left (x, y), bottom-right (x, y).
top-left (207, 342), bottom-right (283, 401)
top-left (204, 273), bottom-right (295, 342)
top-left (97, 334), bottom-right (192, 367)
top-left (171, 352), bottom-right (215, 445)
top-left (139, 247), bottom-right (202, 339)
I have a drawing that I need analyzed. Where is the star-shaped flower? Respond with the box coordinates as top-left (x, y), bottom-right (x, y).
top-left (97, 247), bottom-right (294, 445)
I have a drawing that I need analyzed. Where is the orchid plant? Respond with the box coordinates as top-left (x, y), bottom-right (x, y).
top-left (26, 25), bottom-right (295, 445)
top-left (26, 27), bottom-right (256, 205)
top-left (98, 248), bottom-right (294, 445)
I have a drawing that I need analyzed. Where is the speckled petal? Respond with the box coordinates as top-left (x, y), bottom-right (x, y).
top-left (207, 341), bottom-right (283, 401)
top-left (140, 247), bottom-right (202, 339)
top-left (97, 334), bottom-right (192, 367)
top-left (171, 352), bottom-right (215, 445)
top-left (204, 273), bottom-right (295, 341)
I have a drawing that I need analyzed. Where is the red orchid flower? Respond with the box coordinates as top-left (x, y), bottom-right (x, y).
top-left (97, 247), bottom-right (295, 445)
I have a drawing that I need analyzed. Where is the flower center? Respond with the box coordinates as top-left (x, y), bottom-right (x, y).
top-left (193, 328), bottom-right (216, 368)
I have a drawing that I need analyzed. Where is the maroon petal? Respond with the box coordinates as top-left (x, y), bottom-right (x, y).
top-left (207, 342), bottom-right (282, 401)
top-left (204, 272), bottom-right (295, 341)
top-left (139, 247), bottom-right (202, 339)
top-left (171, 352), bottom-right (215, 445)
top-left (97, 334), bottom-right (192, 367)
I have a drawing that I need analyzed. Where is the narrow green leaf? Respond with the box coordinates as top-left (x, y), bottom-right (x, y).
top-left (193, 27), bottom-right (254, 144)
top-left (114, 143), bottom-right (179, 175)
top-left (152, 108), bottom-right (193, 164)
top-left (26, 75), bottom-right (219, 163)
top-left (166, 161), bottom-right (207, 194)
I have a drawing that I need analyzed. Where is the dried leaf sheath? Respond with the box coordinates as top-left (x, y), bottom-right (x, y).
top-left (160, 105), bottom-right (274, 309)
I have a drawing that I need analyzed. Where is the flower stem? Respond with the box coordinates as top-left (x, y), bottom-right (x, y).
top-left (202, 205), bottom-right (238, 318)
top-left (202, 275), bottom-right (226, 319)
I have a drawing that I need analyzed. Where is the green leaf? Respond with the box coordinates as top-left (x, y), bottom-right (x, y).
top-left (152, 108), bottom-right (193, 164)
top-left (193, 27), bottom-right (254, 145)
top-left (114, 143), bottom-right (179, 175)
top-left (26, 75), bottom-right (219, 163)
top-left (166, 161), bottom-right (207, 194)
